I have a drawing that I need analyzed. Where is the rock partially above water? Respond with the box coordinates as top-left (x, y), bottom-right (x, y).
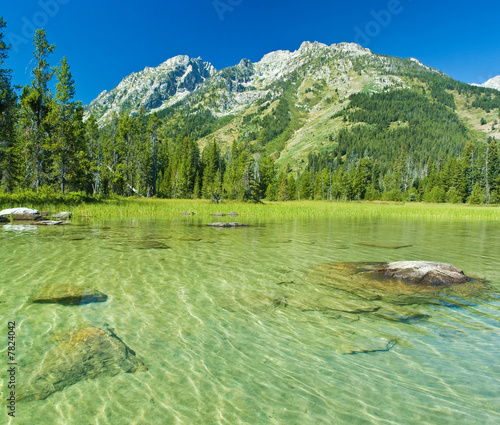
top-left (0, 216), bottom-right (8, 223)
top-left (0, 207), bottom-right (42, 221)
top-left (376, 261), bottom-right (471, 286)
top-left (52, 211), bottom-right (72, 220)
top-left (32, 284), bottom-right (108, 305)
top-left (32, 220), bottom-right (64, 226)
top-left (19, 327), bottom-right (147, 401)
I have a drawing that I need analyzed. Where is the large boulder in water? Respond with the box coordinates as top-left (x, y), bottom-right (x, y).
top-left (0, 207), bottom-right (42, 221)
top-left (32, 284), bottom-right (108, 305)
top-left (19, 327), bottom-right (147, 401)
top-left (376, 261), bottom-right (471, 286)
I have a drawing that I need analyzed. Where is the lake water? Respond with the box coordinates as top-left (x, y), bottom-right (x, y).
top-left (1, 215), bottom-right (500, 425)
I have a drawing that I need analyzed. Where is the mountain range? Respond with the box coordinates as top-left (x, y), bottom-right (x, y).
top-left (85, 41), bottom-right (500, 166)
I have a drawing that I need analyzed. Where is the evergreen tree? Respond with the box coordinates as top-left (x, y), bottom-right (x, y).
top-left (351, 158), bottom-right (372, 200)
top-left (19, 29), bottom-right (55, 190)
top-left (287, 174), bottom-right (297, 200)
top-left (300, 169), bottom-right (313, 200)
top-left (277, 170), bottom-right (288, 201)
top-left (486, 139), bottom-right (500, 203)
top-left (223, 142), bottom-right (246, 200)
top-left (146, 113), bottom-right (161, 196)
top-left (469, 182), bottom-right (485, 204)
top-left (51, 56), bottom-right (83, 192)
top-left (202, 140), bottom-right (223, 201)
top-left (86, 114), bottom-right (102, 194)
top-left (258, 155), bottom-right (276, 199)
top-left (0, 18), bottom-right (22, 192)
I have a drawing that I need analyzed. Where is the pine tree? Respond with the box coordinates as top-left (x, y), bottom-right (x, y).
top-left (146, 113), bottom-right (161, 196)
top-left (300, 169), bottom-right (313, 200)
top-left (258, 156), bottom-right (276, 199)
top-left (202, 140), bottom-right (223, 201)
top-left (0, 17), bottom-right (22, 192)
top-left (51, 56), bottom-right (81, 192)
top-left (469, 182), bottom-right (485, 204)
top-left (86, 114), bottom-right (101, 194)
top-left (223, 142), bottom-right (246, 200)
top-left (19, 29), bottom-right (55, 190)
top-left (486, 139), bottom-right (499, 203)
top-left (351, 158), bottom-right (372, 200)
top-left (460, 141), bottom-right (475, 197)
top-left (277, 170), bottom-right (288, 201)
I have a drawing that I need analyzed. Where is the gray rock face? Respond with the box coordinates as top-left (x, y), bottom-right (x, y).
top-left (19, 327), bottom-right (147, 401)
top-left (86, 55), bottom-right (216, 123)
top-left (32, 220), bottom-right (64, 226)
top-left (32, 284), bottom-right (108, 305)
top-left (0, 208), bottom-right (42, 221)
top-left (376, 261), bottom-right (471, 286)
top-left (53, 211), bottom-right (72, 220)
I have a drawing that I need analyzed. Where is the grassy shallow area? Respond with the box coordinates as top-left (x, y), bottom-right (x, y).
top-left (1, 196), bottom-right (499, 221)
top-left (60, 199), bottom-right (500, 221)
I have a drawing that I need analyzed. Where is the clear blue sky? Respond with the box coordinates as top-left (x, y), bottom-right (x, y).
top-left (2, 0), bottom-right (499, 104)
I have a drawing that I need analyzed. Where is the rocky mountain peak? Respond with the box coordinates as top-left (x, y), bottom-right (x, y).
top-left (481, 76), bottom-right (500, 91)
top-left (86, 55), bottom-right (216, 123)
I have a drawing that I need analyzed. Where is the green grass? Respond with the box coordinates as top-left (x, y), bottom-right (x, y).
top-left (66, 199), bottom-right (500, 221)
top-left (2, 195), bottom-right (498, 221)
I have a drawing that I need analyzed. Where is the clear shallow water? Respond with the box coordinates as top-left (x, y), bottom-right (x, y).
top-left (1, 215), bottom-right (500, 425)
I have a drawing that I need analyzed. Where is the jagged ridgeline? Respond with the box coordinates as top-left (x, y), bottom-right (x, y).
top-left (82, 41), bottom-right (499, 202)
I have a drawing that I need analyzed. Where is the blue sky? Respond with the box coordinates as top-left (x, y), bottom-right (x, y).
top-left (2, 0), bottom-right (499, 104)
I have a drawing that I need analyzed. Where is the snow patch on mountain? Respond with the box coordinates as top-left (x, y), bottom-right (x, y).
top-left (478, 76), bottom-right (500, 91)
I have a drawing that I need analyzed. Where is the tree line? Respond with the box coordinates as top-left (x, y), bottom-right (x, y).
top-left (0, 20), bottom-right (499, 204)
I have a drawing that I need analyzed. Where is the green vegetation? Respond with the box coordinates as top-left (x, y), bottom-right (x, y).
top-left (58, 199), bottom-right (500, 221)
top-left (1, 20), bottom-right (499, 207)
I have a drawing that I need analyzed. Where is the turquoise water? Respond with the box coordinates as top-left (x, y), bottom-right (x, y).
top-left (1, 216), bottom-right (499, 424)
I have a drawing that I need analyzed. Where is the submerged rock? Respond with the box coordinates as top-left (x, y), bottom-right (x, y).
top-left (19, 327), bottom-right (147, 401)
top-left (376, 261), bottom-right (471, 286)
top-left (211, 213), bottom-right (226, 216)
top-left (358, 242), bottom-right (412, 249)
top-left (206, 222), bottom-right (249, 228)
top-left (32, 284), bottom-right (108, 305)
top-left (133, 240), bottom-right (171, 249)
top-left (227, 212), bottom-right (239, 216)
top-left (32, 220), bottom-right (64, 226)
top-left (0, 207), bottom-right (42, 221)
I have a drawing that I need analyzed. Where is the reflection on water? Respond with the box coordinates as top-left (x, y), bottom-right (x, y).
top-left (1, 216), bottom-right (500, 424)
